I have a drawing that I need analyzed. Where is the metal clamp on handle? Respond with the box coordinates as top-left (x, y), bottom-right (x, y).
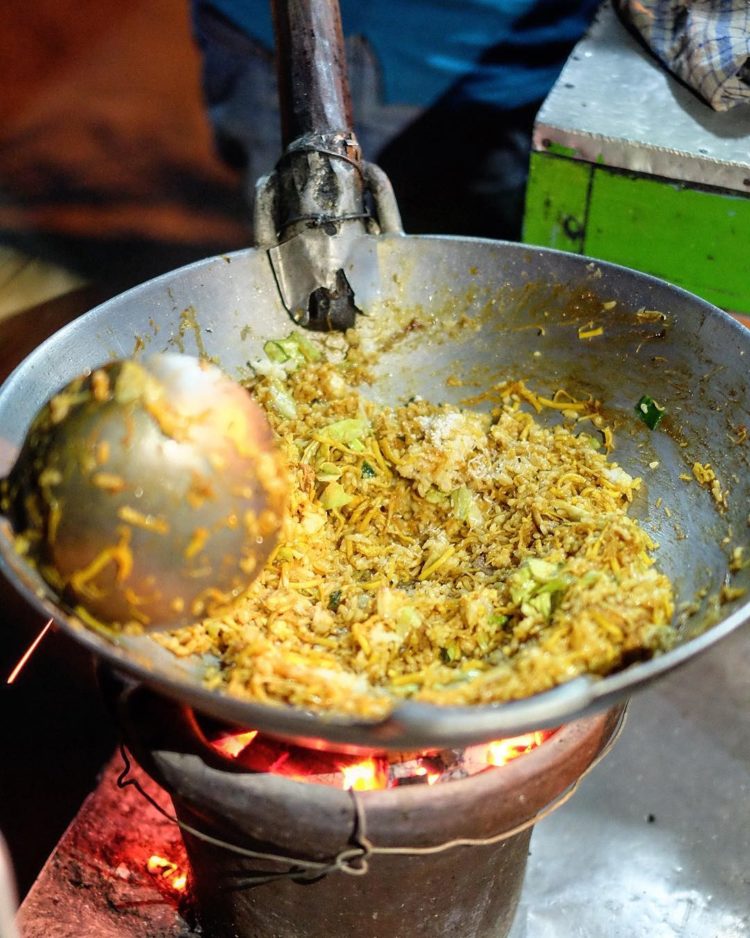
top-left (254, 142), bottom-right (402, 331)
top-left (257, 0), bottom-right (402, 331)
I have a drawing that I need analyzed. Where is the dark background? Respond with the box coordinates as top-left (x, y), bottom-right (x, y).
top-left (0, 0), bottom-right (249, 898)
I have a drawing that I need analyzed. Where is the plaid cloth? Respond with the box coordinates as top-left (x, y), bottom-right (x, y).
top-left (616, 0), bottom-right (750, 110)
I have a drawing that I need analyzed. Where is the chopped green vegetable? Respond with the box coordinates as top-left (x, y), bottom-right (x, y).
top-left (450, 486), bottom-right (483, 527)
top-left (509, 564), bottom-right (536, 605)
top-left (489, 612), bottom-right (508, 628)
top-left (264, 332), bottom-right (322, 368)
top-left (509, 557), bottom-right (571, 621)
top-left (535, 574), bottom-right (573, 595)
top-left (635, 395), bottom-right (665, 429)
top-left (290, 331), bottom-right (322, 362)
top-left (524, 591), bottom-right (552, 619)
top-left (316, 461), bottom-right (342, 482)
top-left (440, 643), bottom-right (461, 663)
top-left (526, 558), bottom-right (558, 581)
top-left (275, 546), bottom-right (296, 562)
top-left (300, 440), bottom-right (319, 464)
top-left (263, 340), bottom-right (294, 364)
top-left (267, 382), bottom-right (298, 419)
top-left (361, 461), bottom-right (376, 479)
top-left (577, 432), bottom-right (601, 450)
top-left (320, 481), bottom-right (354, 510)
top-left (321, 418), bottom-right (370, 444)
top-left (328, 589), bottom-right (342, 611)
top-left (424, 488), bottom-right (448, 504)
top-left (396, 605), bottom-right (422, 632)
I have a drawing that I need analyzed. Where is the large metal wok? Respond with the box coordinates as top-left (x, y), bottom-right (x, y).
top-left (0, 1), bottom-right (748, 751)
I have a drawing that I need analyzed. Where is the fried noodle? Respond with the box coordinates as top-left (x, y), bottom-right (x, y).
top-left (156, 330), bottom-right (675, 719)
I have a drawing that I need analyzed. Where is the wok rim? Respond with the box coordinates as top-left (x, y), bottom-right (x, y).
top-left (1, 234), bottom-right (748, 750)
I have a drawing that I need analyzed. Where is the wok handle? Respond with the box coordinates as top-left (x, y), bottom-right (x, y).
top-left (271, 0), bottom-right (354, 146)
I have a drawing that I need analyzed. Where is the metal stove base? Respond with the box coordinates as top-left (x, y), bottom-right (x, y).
top-left (18, 628), bottom-right (749, 937)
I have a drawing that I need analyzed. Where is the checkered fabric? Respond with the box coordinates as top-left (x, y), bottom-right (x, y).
top-left (616, 0), bottom-right (750, 110)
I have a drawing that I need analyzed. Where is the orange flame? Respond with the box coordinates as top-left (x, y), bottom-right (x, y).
top-left (422, 766), bottom-right (441, 785)
top-left (147, 854), bottom-right (188, 892)
top-left (404, 764), bottom-right (441, 785)
top-left (339, 757), bottom-right (387, 791)
top-left (212, 729), bottom-right (258, 758)
top-left (485, 731), bottom-right (549, 767)
top-left (206, 725), bottom-right (553, 789)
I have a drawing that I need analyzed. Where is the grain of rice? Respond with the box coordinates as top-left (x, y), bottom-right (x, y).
top-left (155, 331), bottom-right (675, 719)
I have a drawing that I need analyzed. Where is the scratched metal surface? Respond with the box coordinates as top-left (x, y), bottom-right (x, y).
top-left (533, 3), bottom-right (750, 193)
top-left (0, 235), bottom-right (749, 748)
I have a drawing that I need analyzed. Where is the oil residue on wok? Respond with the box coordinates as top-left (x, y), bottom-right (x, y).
top-left (154, 321), bottom-right (677, 719)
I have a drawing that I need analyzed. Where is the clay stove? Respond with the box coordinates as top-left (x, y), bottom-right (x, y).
top-left (77, 673), bottom-right (624, 938)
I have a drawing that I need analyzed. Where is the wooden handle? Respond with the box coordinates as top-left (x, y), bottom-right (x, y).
top-left (271, 0), bottom-right (353, 146)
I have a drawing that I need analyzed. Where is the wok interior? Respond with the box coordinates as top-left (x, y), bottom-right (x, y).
top-left (0, 235), bottom-right (748, 747)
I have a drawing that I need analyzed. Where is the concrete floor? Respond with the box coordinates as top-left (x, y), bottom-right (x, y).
top-left (512, 626), bottom-right (750, 937)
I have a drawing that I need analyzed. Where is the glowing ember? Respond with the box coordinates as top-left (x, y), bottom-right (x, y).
top-left (205, 723), bottom-right (555, 789)
top-left (484, 731), bottom-right (551, 767)
top-left (340, 757), bottom-right (387, 791)
top-left (147, 854), bottom-right (188, 892)
top-left (211, 729), bottom-right (258, 758)
top-left (418, 766), bottom-right (441, 785)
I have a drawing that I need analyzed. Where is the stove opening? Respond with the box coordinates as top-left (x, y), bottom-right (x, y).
top-left (203, 720), bottom-right (557, 790)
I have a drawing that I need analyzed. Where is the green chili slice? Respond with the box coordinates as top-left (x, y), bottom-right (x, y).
top-left (635, 395), bottom-right (665, 430)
